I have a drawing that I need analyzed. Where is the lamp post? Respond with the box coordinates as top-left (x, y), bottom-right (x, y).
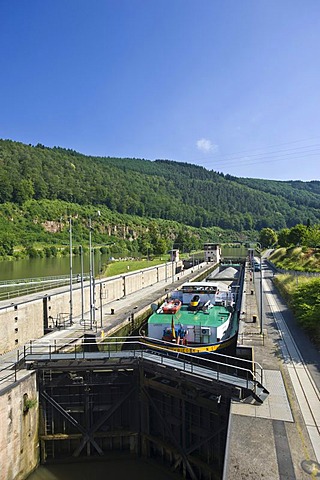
top-left (88, 212), bottom-right (101, 330)
top-left (256, 242), bottom-right (263, 335)
top-left (172, 244), bottom-right (175, 283)
top-left (79, 245), bottom-right (85, 330)
top-left (92, 247), bottom-right (96, 326)
top-left (69, 217), bottom-right (73, 326)
top-left (89, 218), bottom-right (94, 329)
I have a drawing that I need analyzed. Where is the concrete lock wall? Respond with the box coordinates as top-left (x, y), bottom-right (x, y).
top-left (0, 373), bottom-right (39, 480)
top-left (0, 301), bottom-right (43, 355)
top-left (123, 271), bottom-right (142, 296)
top-left (102, 276), bottom-right (124, 302)
top-left (0, 262), bottom-right (182, 355)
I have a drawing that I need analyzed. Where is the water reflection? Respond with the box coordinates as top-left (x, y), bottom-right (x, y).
top-left (0, 253), bottom-right (108, 282)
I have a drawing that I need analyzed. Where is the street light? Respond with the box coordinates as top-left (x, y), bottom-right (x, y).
top-left (88, 217), bottom-right (94, 329)
top-left (255, 242), bottom-right (263, 335)
top-left (79, 245), bottom-right (85, 330)
top-left (69, 217), bottom-right (73, 326)
top-left (88, 212), bottom-right (101, 330)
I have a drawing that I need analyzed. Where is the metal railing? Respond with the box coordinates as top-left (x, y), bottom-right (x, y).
top-left (0, 274), bottom-right (90, 300)
top-left (268, 260), bottom-right (320, 277)
top-left (20, 336), bottom-right (264, 394)
top-left (0, 362), bottom-right (18, 385)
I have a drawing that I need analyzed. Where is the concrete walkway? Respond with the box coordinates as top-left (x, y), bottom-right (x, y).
top-left (224, 258), bottom-right (320, 479)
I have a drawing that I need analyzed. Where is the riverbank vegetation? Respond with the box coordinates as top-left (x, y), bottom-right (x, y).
top-left (0, 199), bottom-right (254, 261)
top-left (104, 257), bottom-right (171, 277)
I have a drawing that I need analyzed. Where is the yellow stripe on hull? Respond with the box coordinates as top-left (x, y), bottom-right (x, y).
top-left (141, 336), bottom-right (236, 354)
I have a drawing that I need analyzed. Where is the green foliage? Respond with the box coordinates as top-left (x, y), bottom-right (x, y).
top-left (1, 139), bottom-right (320, 231)
top-left (288, 224), bottom-right (307, 246)
top-left (259, 228), bottom-right (278, 247)
top-left (23, 394), bottom-right (37, 413)
top-left (292, 279), bottom-right (320, 333)
top-left (277, 228), bottom-right (290, 247)
top-left (270, 246), bottom-right (320, 273)
top-left (303, 225), bottom-right (320, 247)
top-left (274, 275), bottom-right (320, 346)
top-left (277, 224), bottom-right (320, 249)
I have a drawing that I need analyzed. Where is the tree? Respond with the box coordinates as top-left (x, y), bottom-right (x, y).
top-left (303, 225), bottom-right (320, 247)
top-left (14, 179), bottom-right (35, 204)
top-left (0, 173), bottom-right (13, 202)
top-left (0, 233), bottom-right (15, 256)
top-left (278, 228), bottom-right (290, 247)
top-left (259, 228), bottom-right (278, 248)
top-left (288, 224), bottom-right (307, 246)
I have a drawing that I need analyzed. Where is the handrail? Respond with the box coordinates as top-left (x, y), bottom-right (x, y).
top-left (0, 274), bottom-right (90, 301)
top-left (0, 362), bottom-right (17, 384)
top-left (21, 336), bottom-right (263, 390)
top-left (0, 274), bottom-right (90, 288)
top-left (3, 334), bottom-right (266, 397)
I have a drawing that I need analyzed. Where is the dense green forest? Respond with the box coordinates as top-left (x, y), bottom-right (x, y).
top-left (0, 139), bottom-right (319, 258)
top-left (1, 139), bottom-right (319, 230)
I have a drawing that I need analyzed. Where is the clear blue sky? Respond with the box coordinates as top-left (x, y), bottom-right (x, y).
top-left (1, 0), bottom-right (319, 181)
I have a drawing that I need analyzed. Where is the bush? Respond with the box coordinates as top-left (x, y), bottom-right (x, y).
top-left (274, 275), bottom-right (320, 347)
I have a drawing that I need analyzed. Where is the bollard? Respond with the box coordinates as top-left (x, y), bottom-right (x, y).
top-left (111, 308), bottom-right (115, 315)
top-left (251, 290), bottom-right (254, 295)
top-left (252, 315), bottom-right (257, 323)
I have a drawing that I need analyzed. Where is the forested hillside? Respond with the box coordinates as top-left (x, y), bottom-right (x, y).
top-left (1, 139), bottom-right (320, 232)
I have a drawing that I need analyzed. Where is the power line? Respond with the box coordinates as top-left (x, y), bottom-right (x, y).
top-left (170, 138), bottom-right (320, 169)
top-left (203, 148), bottom-right (320, 170)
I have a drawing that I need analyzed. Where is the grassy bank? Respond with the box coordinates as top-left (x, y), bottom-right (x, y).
top-left (274, 274), bottom-right (320, 347)
top-left (270, 247), bottom-right (320, 272)
top-left (103, 257), bottom-right (168, 277)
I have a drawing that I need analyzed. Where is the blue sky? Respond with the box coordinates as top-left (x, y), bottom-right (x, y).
top-left (1, 0), bottom-right (319, 181)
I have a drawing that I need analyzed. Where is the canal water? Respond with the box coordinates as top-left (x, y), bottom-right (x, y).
top-left (26, 457), bottom-right (183, 479)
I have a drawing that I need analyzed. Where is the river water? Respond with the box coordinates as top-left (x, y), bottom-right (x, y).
top-left (0, 253), bottom-right (108, 282)
top-left (0, 246), bottom-right (248, 282)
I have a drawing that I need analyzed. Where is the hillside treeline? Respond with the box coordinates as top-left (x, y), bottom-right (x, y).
top-left (1, 139), bottom-right (320, 232)
top-left (0, 199), bottom-right (245, 259)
